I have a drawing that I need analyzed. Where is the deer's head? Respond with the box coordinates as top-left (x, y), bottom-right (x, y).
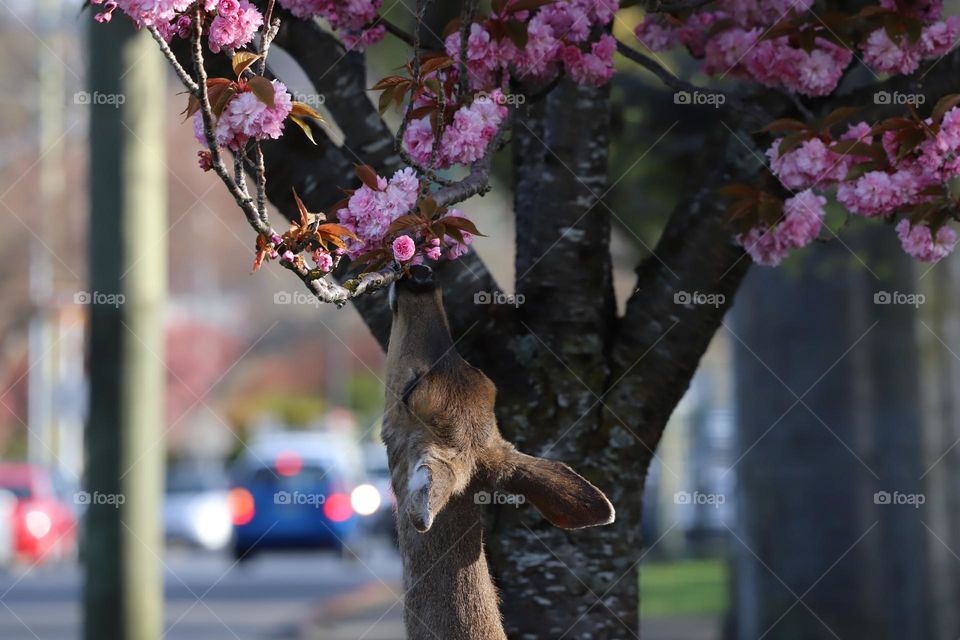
top-left (383, 265), bottom-right (615, 533)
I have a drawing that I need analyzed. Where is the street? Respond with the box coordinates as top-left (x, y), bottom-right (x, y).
top-left (0, 543), bottom-right (403, 640)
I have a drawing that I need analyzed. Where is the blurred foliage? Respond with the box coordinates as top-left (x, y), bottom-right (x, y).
top-left (346, 371), bottom-right (386, 424)
top-left (640, 558), bottom-right (729, 617)
top-left (226, 391), bottom-right (326, 430)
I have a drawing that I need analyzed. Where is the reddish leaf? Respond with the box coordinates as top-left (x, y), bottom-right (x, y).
top-left (248, 76), bottom-right (275, 108)
top-left (290, 101), bottom-right (322, 120)
top-left (386, 214), bottom-right (424, 235)
top-left (356, 164), bottom-right (381, 190)
top-left (441, 216), bottom-right (486, 236)
top-left (316, 223), bottom-right (358, 240)
top-left (232, 52), bottom-right (261, 78)
top-left (289, 116), bottom-right (316, 144)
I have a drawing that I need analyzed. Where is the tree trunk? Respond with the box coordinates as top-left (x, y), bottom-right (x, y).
top-left (84, 17), bottom-right (167, 640)
top-left (731, 227), bottom-right (932, 640)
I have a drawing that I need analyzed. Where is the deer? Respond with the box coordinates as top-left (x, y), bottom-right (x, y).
top-left (381, 264), bottom-right (616, 640)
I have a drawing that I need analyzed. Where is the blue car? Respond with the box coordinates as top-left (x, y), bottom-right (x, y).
top-left (229, 436), bottom-right (364, 560)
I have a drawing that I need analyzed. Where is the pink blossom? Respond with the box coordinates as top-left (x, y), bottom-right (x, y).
top-left (193, 80), bottom-right (293, 151)
top-left (392, 236), bottom-right (416, 262)
top-left (441, 209), bottom-right (474, 260)
top-left (336, 168), bottom-right (421, 256)
top-left (767, 138), bottom-right (847, 189)
top-left (208, 0), bottom-right (262, 53)
top-left (564, 34), bottom-right (616, 87)
top-left (836, 171), bottom-right (902, 217)
top-left (425, 238), bottom-right (442, 261)
top-left (634, 18), bottom-right (677, 52)
top-left (896, 219), bottom-right (957, 262)
top-left (920, 16), bottom-right (960, 56)
top-left (402, 91), bottom-right (507, 169)
top-left (736, 226), bottom-right (790, 267)
top-left (736, 189), bottom-right (825, 266)
top-left (444, 23), bottom-right (500, 90)
top-left (276, 0), bottom-right (384, 49)
top-left (313, 250), bottom-right (333, 272)
top-left (92, 0), bottom-right (191, 28)
top-left (218, 0), bottom-right (239, 16)
top-left (861, 28), bottom-right (921, 75)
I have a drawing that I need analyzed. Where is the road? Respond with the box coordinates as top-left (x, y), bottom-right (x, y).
top-left (0, 542), bottom-right (403, 640)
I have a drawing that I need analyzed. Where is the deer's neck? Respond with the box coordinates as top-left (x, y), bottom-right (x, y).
top-left (397, 486), bottom-right (506, 640)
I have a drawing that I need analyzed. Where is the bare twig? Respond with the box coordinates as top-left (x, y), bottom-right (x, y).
top-left (148, 26), bottom-right (199, 95)
top-left (433, 114), bottom-right (509, 208)
top-left (254, 143), bottom-right (268, 224)
top-left (615, 39), bottom-right (721, 99)
top-left (190, 8), bottom-right (267, 235)
top-left (382, 18), bottom-right (416, 47)
top-left (457, 0), bottom-right (478, 100)
top-left (647, 0), bottom-right (715, 11)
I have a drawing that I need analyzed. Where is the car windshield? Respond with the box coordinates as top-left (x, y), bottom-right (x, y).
top-left (166, 466), bottom-right (227, 493)
top-left (249, 464), bottom-right (330, 489)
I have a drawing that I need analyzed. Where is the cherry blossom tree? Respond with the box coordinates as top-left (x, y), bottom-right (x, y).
top-left (89, 0), bottom-right (960, 635)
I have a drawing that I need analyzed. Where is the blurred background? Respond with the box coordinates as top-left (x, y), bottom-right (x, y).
top-left (1, 1), bottom-right (959, 639)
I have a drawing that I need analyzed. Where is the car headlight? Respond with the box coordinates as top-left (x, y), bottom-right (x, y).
top-left (350, 484), bottom-right (381, 516)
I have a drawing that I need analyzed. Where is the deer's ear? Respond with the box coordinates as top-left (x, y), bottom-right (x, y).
top-left (405, 456), bottom-right (461, 533)
top-left (502, 452), bottom-right (615, 529)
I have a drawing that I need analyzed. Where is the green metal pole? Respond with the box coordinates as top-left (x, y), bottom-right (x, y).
top-left (84, 13), bottom-right (167, 640)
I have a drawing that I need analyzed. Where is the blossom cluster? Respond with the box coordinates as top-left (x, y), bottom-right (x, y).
top-left (93, 0), bottom-right (264, 54)
top-left (336, 168), bottom-right (421, 256)
top-left (635, 0), bottom-right (960, 97)
top-left (403, 90), bottom-right (509, 169)
top-left (334, 168), bottom-right (473, 264)
top-left (192, 80), bottom-right (294, 152)
top-left (443, 1), bottom-right (619, 91)
top-left (276, 0), bottom-right (385, 50)
top-left (738, 108), bottom-right (960, 265)
top-left (736, 190), bottom-right (826, 267)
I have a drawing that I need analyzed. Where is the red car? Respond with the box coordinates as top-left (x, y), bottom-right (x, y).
top-left (0, 463), bottom-right (77, 564)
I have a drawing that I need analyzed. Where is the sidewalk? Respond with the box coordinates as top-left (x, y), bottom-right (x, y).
top-left (303, 580), bottom-right (405, 640)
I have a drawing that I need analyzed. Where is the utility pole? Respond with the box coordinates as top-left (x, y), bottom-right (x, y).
top-left (84, 13), bottom-right (167, 640)
top-left (27, 0), bottom-right (64, 469)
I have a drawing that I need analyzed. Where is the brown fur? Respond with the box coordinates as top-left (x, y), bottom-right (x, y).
top-left (382, 271), bottom-right (614, 640)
